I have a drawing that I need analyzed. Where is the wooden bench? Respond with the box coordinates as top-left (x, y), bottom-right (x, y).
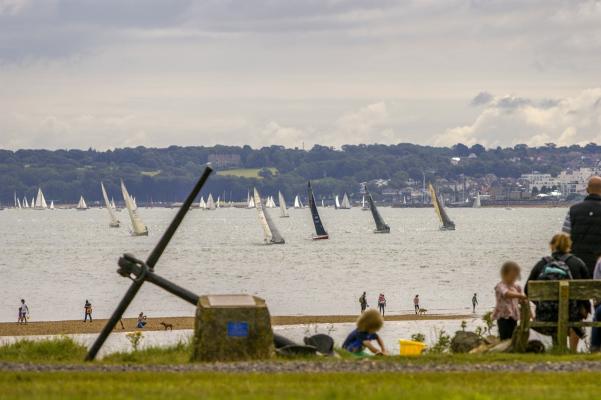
top-left (513, 280), bottom-right (601, 352)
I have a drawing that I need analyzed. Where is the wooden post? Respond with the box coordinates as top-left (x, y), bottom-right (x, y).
top-left (556, 281), bottom-right (569, 353)
top-left (512, 301), bottom-right (531, 353)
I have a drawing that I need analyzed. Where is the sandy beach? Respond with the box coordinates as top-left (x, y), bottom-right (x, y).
top-left (0, 313), bottom-right (472, 337)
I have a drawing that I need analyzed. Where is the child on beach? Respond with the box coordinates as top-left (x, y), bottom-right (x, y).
top-left (17, 299), bottom-right (29, 324)
top-left (342, 309), bottom-right (388, 356)
top-left (492, 261), bottom-right (527, 340)
top-left (84, 300), bottom-right (92, 322)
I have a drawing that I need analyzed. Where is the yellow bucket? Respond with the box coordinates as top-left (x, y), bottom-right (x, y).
top-left (398, 339), bottom-right (427, 356)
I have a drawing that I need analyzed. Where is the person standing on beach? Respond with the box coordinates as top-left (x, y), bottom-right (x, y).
top-left (377, 293), bottom-right (386, 316)
top-left (84, 300), bottom-right (93, 322)
top-left (562, 176), bottom-right (601, 276)
top-left (359, 292), bottom-right (368, 313)
top-left (472, 293), bottom-right (478, 313)
top-left (413, 295), bottom-right (420, 314)
top-left (18, 299), bottom-right (29, 324)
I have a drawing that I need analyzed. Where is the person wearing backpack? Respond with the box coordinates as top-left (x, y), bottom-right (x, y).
top-left (359, 292), bottom-right (368, 313)
top-left (526, 233), bottom-right (590, 351)
top-left (562, 176), bottom-right (601, 276)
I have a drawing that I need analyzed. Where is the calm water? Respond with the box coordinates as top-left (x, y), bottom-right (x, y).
top-left (0, 206), bottom-right (567, 322)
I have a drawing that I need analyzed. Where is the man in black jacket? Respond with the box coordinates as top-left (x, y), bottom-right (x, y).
top-left (562, 176), bottom-right (601, 276)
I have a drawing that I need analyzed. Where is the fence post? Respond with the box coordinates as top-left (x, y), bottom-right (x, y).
top-left (556, 281), bottom-right (569, 353)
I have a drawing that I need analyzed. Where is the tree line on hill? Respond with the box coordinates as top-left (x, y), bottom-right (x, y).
top-left (0, 142), bottom-right (600, 205)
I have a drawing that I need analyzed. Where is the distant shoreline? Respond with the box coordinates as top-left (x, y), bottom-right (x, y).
top-left (0, 313), bottom-right (472, 337)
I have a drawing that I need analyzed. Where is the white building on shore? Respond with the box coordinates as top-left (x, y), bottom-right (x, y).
top-left (521, 167), bottom-right (601, 196)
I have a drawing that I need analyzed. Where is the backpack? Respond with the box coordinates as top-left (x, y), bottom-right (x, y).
top-left (534, 255), bottom-right (579, 326)
top-left (537, 256), bottom-right (573, 281)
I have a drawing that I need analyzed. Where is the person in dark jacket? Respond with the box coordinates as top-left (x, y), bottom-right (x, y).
top-left (526, 233), bottom-right (590, 351)
top-left (562, 176), bottom-right (601, 276)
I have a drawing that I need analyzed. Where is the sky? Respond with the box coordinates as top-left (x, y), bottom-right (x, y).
top-left (1, 0), bottom-right (601, 150)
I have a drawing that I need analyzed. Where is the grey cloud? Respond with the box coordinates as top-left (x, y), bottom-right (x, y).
top-left (471, 91), bottom-right (493, 106)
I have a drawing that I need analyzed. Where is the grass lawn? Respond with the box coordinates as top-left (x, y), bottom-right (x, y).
top-left (216, 167), bottom-right (278, 179)
top-left (2, 371), bottom-right (601, 400)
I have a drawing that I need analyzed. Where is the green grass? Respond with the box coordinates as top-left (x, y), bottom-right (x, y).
top-left (0, 337), bottom-right (86, 363)
top-left (3, 337), bottom-right (601, 365)
top-left (1, 371), bottom-right (601, 400)
top-left (216, 167), bottom-right (278, 179)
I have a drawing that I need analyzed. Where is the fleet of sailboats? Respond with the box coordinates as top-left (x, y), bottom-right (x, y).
top-left (121, 180), bottom-right (148, 236)
top-left (428, 183), bottom-right (456, 231)
top-left (307, 181), bottom-right (329, 240)
top-left (254, 188), bottom-right (285, 244)
top-left (101, 182), bottom-right (120, 228)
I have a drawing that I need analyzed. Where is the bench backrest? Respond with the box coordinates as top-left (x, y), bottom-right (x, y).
top-left (527, 279), bottom-right (601, 301)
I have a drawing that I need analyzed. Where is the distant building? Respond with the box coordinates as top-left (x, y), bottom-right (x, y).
top-left (519, 173), bottom-right (560, 192)
top-left (208, 154), bottom-right (241, 169)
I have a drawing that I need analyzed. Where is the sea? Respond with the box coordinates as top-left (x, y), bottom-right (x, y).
top-left (0, 206), bottom-right (567, 323)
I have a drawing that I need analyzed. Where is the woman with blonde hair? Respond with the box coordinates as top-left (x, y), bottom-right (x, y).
top-left (342, 309), bottom-right (388, 356)
top-left (526, 232), bottom-right (590, 351)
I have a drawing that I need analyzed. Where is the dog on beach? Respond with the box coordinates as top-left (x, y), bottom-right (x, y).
top-left (418, 308), bottom-right (428, 316)
top-left (160, 322), bottom-right (173, 331)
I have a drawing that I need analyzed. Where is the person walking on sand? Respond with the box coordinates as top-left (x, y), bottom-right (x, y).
top-left (84, 299), bottom-right (93, 322)
top-left (359, 292), bottom-right (368, 313)
top-left (472, 293), bottom-right (478, 313)
top-left (413, 295), bottom-right (420, 314)
top-left (17, 299), bottom-right (29, 324)
top-left (377, 293), bottom-right (386, 316)
top-left (562, 176), bottom-right (601, 276)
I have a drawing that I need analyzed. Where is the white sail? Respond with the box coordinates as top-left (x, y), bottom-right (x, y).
top-left (278, 191), bottom-right (289, 217)
top-left (111, 198), bottom-right (117, 210)
top-left (335, 195), bottom-right (341, 209)
top-left (247, 190), bottom-right (255, 208)
top-left (321, 199), bottom-right (325, 208)
top-left (23, 197), bottom-right (29, 208)
top-left (101, 182), bottom-right (120, 227)
top-left (294, 195), bottom-right (302, 209)
top-left (31, 197), bottom-right (35, 209)
top-left (132, 197), bottom-right (137, 210)
top-left (340, 193), bottom-right (351, 209)
top-left (50, 201), bottom-right (54, 210)
top-left (473, 193), bottom-right (481, 208)
top-left (216, 196), bottom-right (221, 208)
top-left (199, 196), bottom-right (206, 209)
top-left (76, 196), bottom-right (88, 210)
top-left (121, 180), bottom-right (148, 235)
top-left (34, 188), bottom-right (48, 209)
top-left (17, 197), bottom-right (21, 209)
top-left (254, 188), bottom-right (284, 244)
top-left (206, 194), bottom-right (216, 210)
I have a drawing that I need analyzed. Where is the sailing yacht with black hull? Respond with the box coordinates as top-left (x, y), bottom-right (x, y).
top-left (307, 181), bottom-right (328, 240)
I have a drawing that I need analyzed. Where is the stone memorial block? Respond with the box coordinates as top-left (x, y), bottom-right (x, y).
top-left (192, 294), bottom-right (274, 361)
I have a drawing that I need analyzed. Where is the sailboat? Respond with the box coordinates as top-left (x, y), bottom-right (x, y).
top-left (33, 188), bottom-right (48, 210)
top-left (132, 197), bottom-right (138, 210)
top-left (278, 191), bottom-right (289, 218)
top-left (50, 201), bottom-right (54, 210)
top-left (366, 190), bottom-right (390, 233)
top-left (16, 197), bottom-right (21, 209)
top-left (429, 183), bottom-right (455, 231)
top-left (473, 193), bottom-right (481, 208)
top-left (206, 194), bottom-right (216, 210)
top-left (307, 181), bottom-right (329, 240)
top-left (23, 197), bottom-right (29, 208)
top-left (101, 182), bottom-right (120, 228)
top-left (31, 197), bottom-right (35, 209)
top-left (334, 195), bottom-right (341, 209)
top-left (76, 196), bottom-right (88, 210)
top-left (247, 190), bottom-right (255, 208)
top-left (216, 196), bottom-right (221, 209)
top-left (361, 195), bottom-right (369, 211)
top-left (121, 180), bottom-right (148, 236)
top-left (294, 195), bottom-right (302, 209)
top-left (321, 199), bottom-right (325, 208)
top-left (199, 196), bottom-right (207, 210)
top-left (111, 198), bottom-right (119, 211)
top-left (340, 193), bottom-right (351, 209)
top-left (254, 188), bottom-right (285, 244)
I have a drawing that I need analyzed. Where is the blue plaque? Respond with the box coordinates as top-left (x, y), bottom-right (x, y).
top-left (227, 322), bottom-right (249, 337)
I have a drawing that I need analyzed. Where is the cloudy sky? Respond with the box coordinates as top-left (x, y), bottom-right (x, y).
top-left (1, 0), bottom-right (601, 150)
